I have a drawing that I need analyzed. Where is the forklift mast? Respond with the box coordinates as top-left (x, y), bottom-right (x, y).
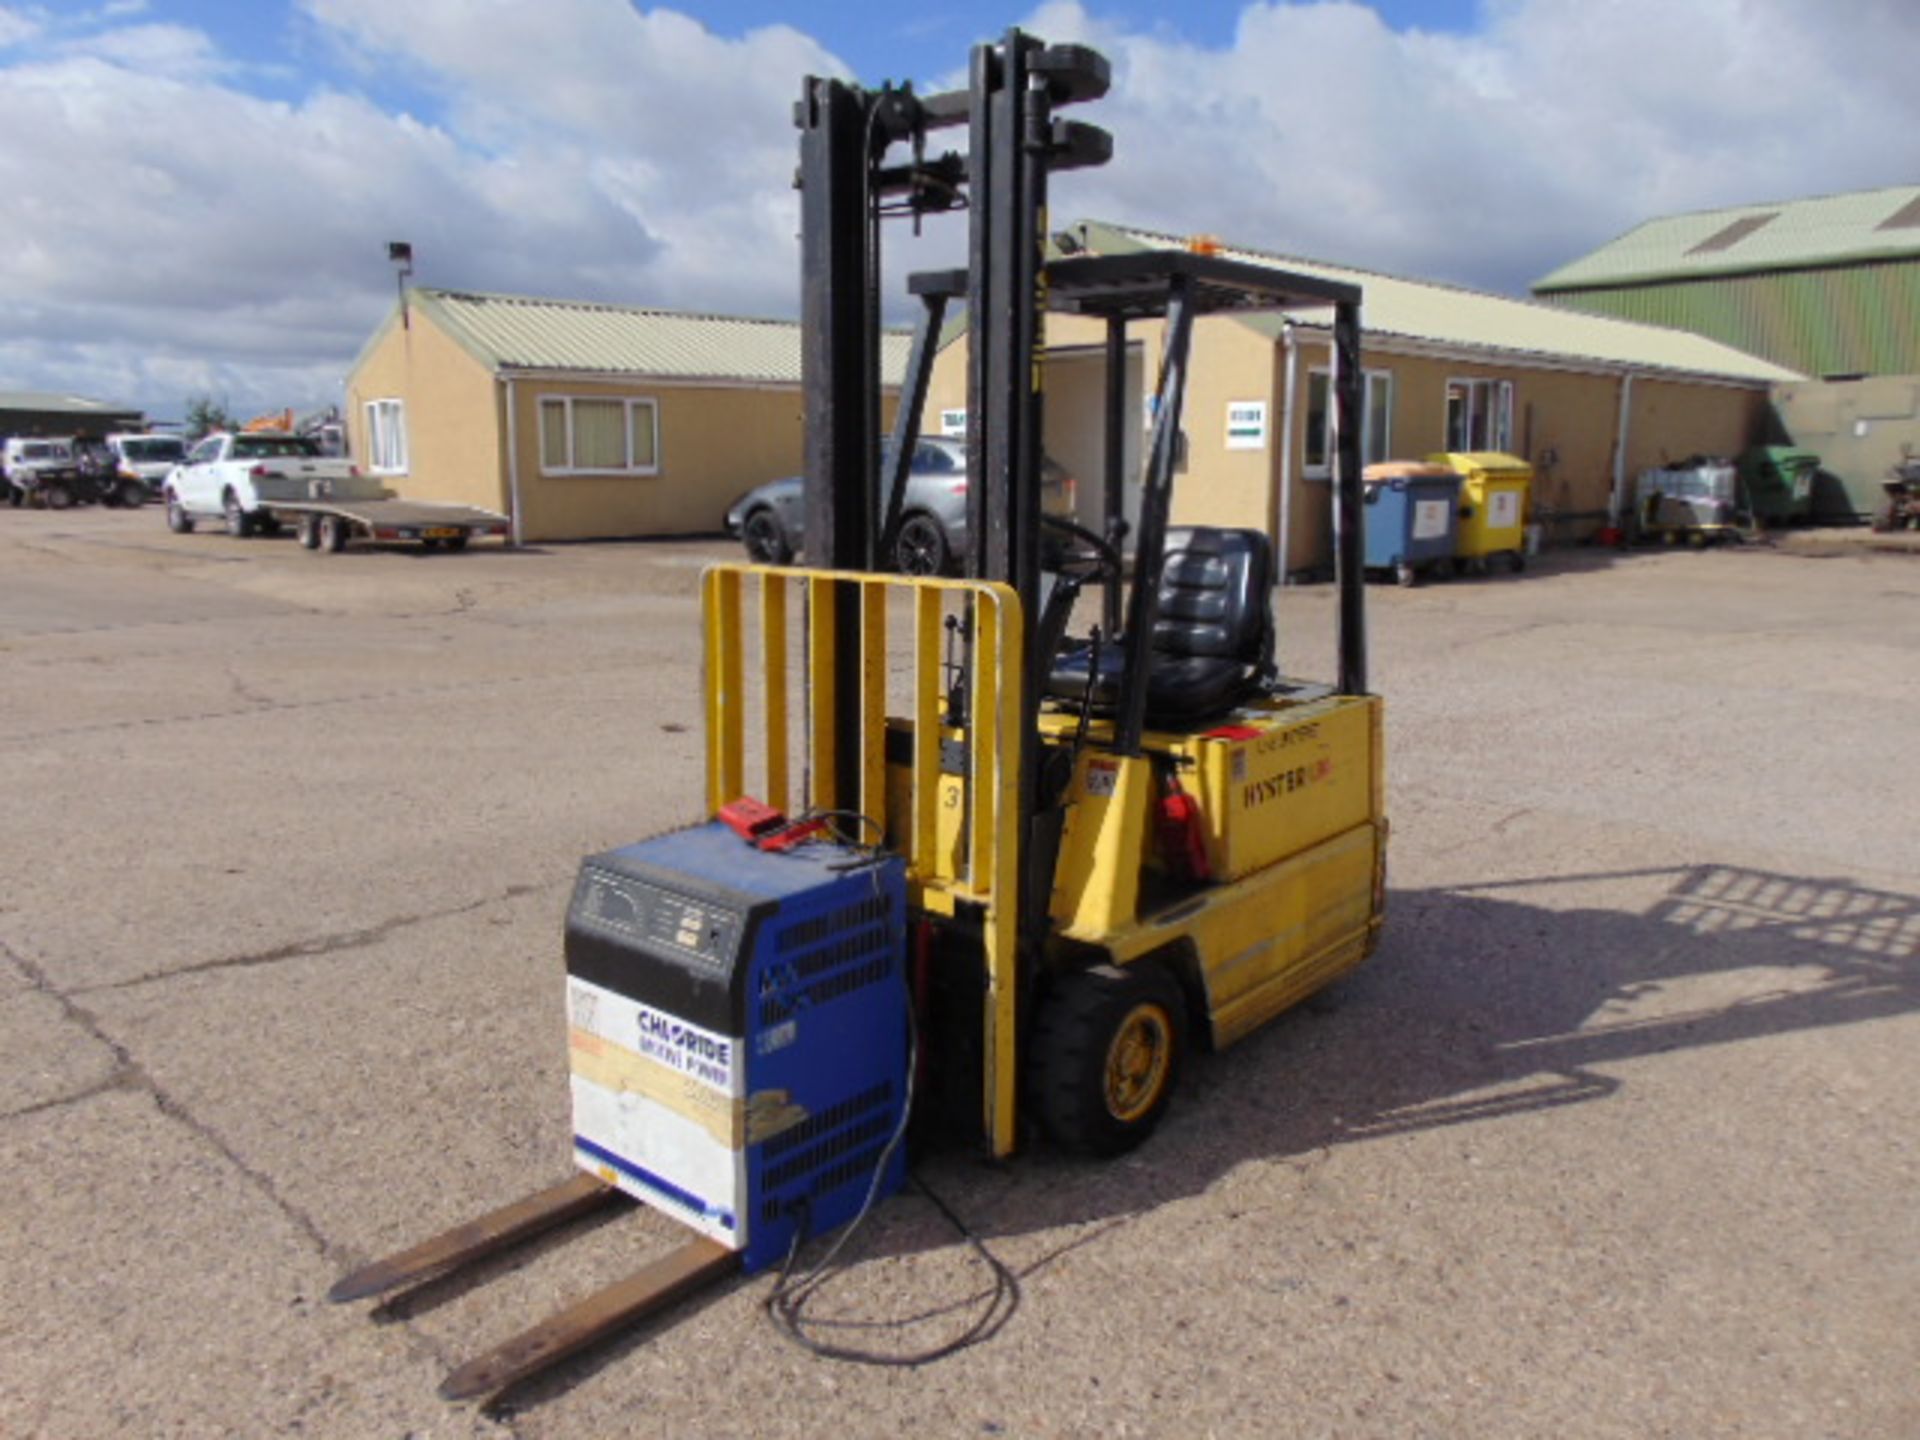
top-left (792, 23), bottom-right (1370, 1034)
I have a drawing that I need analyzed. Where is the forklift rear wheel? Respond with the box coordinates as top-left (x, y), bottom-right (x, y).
top-left (893, 513), bottom-right (950, 576)
top-left (1031, 963), bottom-right (1185, 1157)
top-left (297, 514), bottom-right (322, 549)
top-left (741, 508), bottom-right (792, 565)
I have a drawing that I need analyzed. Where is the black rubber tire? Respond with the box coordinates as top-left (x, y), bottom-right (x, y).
top-left (892, 512), bottom-right (950, 576)
top-left (224, 492), bottom-right (253, 538)
top-left (256, 514), bottom-right (282, 538)
top-left (166, 494), bottom-right (194, 533)
top-left (443, 534), bottom-right (469, 552)
top-left (741, 508), bottom-right (792, 564)
top-left (1395, 561), bottom-right (1417, 588)
top-left (1508, 549), bottom-right (1528, 572)
top-left (318, 514), bottom-right (348, 553)
top-left (44, 482), bottom-right (73, 511)
top-left (119, 479), bottom-right (148, 509)
top-left (1029, 963), bottom-right (1186, 1157)
top-left (296, 513), bottom-right (321, 549)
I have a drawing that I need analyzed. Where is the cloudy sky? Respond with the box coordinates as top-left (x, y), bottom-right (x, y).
top-left (3, 0), bottom-right (1916, 420)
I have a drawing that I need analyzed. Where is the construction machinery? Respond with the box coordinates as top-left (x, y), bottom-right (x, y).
top-left (330, 26), bottom-right (1384, 1401)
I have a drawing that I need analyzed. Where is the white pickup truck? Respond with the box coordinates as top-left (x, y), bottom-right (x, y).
top-left (163, 431), bottom-right (508, 553)
top-left (166, 431), bottom-right (363, 536)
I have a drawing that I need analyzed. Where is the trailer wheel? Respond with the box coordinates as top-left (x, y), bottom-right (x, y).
top-left (1030, 963), bottom-right (1185, 1157)
top-left (319, 514), bottom-right (349, 553)
top-left (297, 514), bottom-right (321, 549)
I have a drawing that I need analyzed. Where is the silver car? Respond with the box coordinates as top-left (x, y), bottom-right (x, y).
top-left (725, 436), bottom-right (1074, 574)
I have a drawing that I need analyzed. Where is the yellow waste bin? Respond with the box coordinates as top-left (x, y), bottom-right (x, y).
top-left (1427, 451), bottom-right (1533, 573)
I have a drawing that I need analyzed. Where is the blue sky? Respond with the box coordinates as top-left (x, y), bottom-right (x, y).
top-left (1, 0), bottom-right (1916, 417)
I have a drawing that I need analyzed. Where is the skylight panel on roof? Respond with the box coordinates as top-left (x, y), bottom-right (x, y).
top-left (1876, 195), bottom-right (1920, 231)
top-left (1687, 213), bottom-right (1779, 255)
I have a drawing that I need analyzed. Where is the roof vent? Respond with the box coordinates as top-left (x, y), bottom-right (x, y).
top-left (1687, 212), bottom-right (1778, 255)
top-left (1876, 194), bottom-right (1920, 231)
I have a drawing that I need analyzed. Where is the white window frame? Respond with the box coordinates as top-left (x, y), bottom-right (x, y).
top-left (1304, 367), bottom-right (1333, 479)
top-left (363, 398), bottom-right (408, 474)
top-left (1444, 377), bottom-right (1514, 453)
top-left (1304, 366), bottom-right (1394, 478)
top-left (537, 394), bottom-right (661, 476)
top-left (1363, 370), bottom-right (1394, 466)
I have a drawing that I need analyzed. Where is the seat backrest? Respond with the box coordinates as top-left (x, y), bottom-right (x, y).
top-left (1151, 527), bottom-right (1272, 661)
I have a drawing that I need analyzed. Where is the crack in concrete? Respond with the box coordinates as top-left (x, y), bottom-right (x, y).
top-left (76, 881), bottom-right (552, 995)
top-left (0, 668), bottom-right (600, 747)
top-left (1, 936), bottom-right (339, 1261)
top-left (1, 934), bottom-right (529, 1436)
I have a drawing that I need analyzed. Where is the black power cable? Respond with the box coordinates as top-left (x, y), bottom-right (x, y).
top-left (762, 968), bottom-right (1021, 1364)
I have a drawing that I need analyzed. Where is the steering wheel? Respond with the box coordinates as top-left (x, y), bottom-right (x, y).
top-left (1039, 513), bottom-right (1122, 582)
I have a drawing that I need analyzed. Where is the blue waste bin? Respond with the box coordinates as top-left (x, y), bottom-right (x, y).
top-left (1362, 462), bottom-right (1462, 586)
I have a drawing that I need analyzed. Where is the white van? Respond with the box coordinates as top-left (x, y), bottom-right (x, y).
top-left (107, 432), bottom-right (189, 498)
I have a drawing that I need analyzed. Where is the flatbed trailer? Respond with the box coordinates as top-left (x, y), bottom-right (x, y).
top-left (265, 497), bottom-right (510, 554)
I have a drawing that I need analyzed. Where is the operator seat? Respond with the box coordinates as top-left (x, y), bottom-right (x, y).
top-left (1046, 526), bottom-right (1275, 728)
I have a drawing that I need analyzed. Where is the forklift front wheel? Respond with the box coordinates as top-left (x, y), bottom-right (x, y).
top-left (1031, 964), bottom-right (1185, 1157)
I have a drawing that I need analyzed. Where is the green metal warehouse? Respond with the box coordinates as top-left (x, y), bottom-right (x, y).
top-left (1531, 184), bottom-right (1920, 381)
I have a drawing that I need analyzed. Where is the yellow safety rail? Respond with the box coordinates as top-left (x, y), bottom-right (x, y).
top-left (701, 564), bottom-right (1026, 1155)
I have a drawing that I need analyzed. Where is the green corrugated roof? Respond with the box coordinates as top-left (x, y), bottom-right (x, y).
top-left (1078, 222), bottom-right (1797, 384)
top-left (0, 390), bottom-right (141, 416)
top-left (1533, 185), bottom-right (1920, 292)
top-left (411, 288), bottom-right (910, 385)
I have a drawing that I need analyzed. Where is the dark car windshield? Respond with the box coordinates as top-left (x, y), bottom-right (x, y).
top-left (233, 435), bottom-right (321, 459)
top-left (910, 439), bottom-right (964, 473)
top-left (121, 438), bottom-right (186, 462)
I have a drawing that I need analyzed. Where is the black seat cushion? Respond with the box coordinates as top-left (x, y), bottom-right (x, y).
top-left (1046, 526), bottom-right (1273, 727)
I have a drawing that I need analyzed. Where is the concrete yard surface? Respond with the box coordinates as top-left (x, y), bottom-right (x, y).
top-left (2, 508), bottom-right (1916, 1438)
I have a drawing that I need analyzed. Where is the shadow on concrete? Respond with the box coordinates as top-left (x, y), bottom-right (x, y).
top-left (482, 861), bottom-right (1920, 1404)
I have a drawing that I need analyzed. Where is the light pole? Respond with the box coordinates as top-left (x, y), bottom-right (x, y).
top-left (388, 241), bottom-right (414, 329)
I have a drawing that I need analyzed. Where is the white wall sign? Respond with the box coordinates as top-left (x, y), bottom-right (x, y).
top-left (1226, 400), bottom-right (1268, 451)
top-left (939, 408), bottom-right (967, 437)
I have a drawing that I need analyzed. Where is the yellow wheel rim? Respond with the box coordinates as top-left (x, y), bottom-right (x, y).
top-left (1103, 1002), bottom-right (1173, 1123)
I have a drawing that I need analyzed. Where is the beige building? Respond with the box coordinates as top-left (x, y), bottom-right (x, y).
top-left (346, 288), bottom-right (907, 544)
top-left (927, 221), bottom-right (1801, 575)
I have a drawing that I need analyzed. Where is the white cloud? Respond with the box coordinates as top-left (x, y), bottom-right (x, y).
top-left (0, 1), bottom-right (1916, 417)
top-left (58, 22), bottom-right (227, 80)
top-left (1018, 0), bottom-right (1920, 293)
top-left (0, 6), bottom-right (43, 48)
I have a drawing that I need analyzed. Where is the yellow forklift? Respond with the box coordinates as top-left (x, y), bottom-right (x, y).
top-left (330, 26), bottom-right (1385, 1400)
